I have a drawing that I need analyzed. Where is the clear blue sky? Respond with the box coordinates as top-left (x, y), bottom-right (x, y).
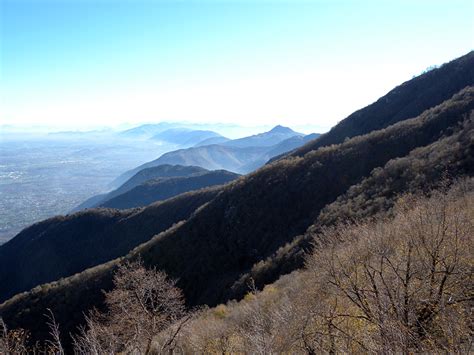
top-left (1, 0), bottom-right (473, 132)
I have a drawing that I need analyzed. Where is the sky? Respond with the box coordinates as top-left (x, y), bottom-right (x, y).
top-left (1, 0), bottom-right (473, 133)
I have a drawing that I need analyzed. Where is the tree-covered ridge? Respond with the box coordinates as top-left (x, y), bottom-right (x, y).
top-left (0, 187), bottom-right (222, 303)
top-left (171, 182), bottom-right (473, 353)
top-left (99, 170), bottom-right (240, 209)
top-left (232, 107), bottom-right (474, 295)
top-left (289, 51), bottom-right (474, 158)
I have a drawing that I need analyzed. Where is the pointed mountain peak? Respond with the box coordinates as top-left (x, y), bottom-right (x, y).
top-left (269, 125), bottom-right (295, 134)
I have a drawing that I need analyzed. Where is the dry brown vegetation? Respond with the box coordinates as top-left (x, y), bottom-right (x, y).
top-left (170, 182), bottom-right (473, 353)
top-left (72, 259), bottom-right (189, 354)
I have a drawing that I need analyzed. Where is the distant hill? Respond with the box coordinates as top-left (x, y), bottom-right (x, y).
top-left (124, 145), bottom-right (269, 176)
top-left (150, 128), bottom-right (226, 147)
top-left (118, 123), bottom-right (180, 139)
top-left (100, 170), bottom-right (240, 209)
top-left (74, 165), bottom-right (209, 210)
top-left (113, 125), bottom-right (310, 185)
top-left (221, 125), bottom-right (303, 148)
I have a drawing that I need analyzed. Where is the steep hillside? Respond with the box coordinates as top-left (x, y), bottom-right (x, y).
top-left (75, 165), bottom-right (208, 210)
top-left (2, 87), bottom-right (472, 345)
top-left (287, 51), bottom-right (474, 158)
top-left (100, 170), bottom-right (240, 209)
top-left (173, 183), bottom-right (474, 353)
top-left (134, 88), bottom-right (474, 306)
top-left (231, 111), bottom-right (474, 296)
top-left (0, 188), bottom-right (221, 303)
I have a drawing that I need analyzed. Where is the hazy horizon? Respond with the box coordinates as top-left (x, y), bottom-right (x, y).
top-left (2, 0), bottom-right (473, 133)
top-left (0, 121), bottom-right (324, 141)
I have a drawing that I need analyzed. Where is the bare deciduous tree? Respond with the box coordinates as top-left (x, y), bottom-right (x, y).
top-left (73, 259), bottom-right (187, 354)
top-left (306, 187), bottom-right (474, 353)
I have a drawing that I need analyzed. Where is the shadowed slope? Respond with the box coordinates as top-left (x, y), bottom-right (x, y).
top-left (100, 170), bottom-right (239, 209)
top-left (0, 187), bottom-right (221, 303)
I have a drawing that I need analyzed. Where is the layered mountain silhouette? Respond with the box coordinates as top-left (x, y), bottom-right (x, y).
top-left (1, 51), bottom-right (473, 347)
top-left (112, 125), bottom-right (312, 187)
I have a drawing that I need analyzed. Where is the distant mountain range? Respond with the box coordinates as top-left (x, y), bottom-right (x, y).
top-left (75, 126), bottom-right (306, 213)
top-left (117, 122), bottom-right (252, 141)
top-left (112, 125), bottom-right (316, 187)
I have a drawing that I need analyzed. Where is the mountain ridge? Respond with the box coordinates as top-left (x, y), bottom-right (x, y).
top-left (287, 51), bottom-right (474, 158)
top-left (99, 170), bottom-right (240, 209)
top-left (74, 165), bottom-right (210, 210)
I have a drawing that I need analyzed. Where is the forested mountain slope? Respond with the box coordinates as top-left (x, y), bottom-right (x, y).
top-left (0, 188), bottom-right (221, 303)
top-left (173, 182), bottom-right (473, 353)
top-left (231, 110), bottom-right (474, 296)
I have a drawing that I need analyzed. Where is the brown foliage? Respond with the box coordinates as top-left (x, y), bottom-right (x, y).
top-left (174, 183), bottom-right (473, 353)
top-left (0, 318), bottom-right (29, 354)
top-left (72, 259), bottom-right (187, 354)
